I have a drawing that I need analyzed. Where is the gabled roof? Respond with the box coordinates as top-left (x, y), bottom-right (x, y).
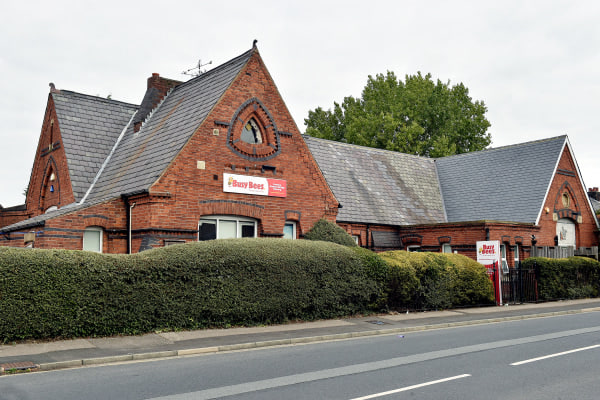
top-left (85, 49), bottom-right (254, 203)
top-left (52, 91), bottom-right (138, 201)
top-left (436, 135), bottom-right (567, 224)
top-left (304, 135), bottom-right (447, 226)
top-left (1, 48), bottom-right (254, 233)
top-left (306, 135), bottom-right (576, 227)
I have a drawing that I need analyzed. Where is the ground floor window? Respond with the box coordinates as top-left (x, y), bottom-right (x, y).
top-left (500, 244), bottom-right (509, 273)
top-left (283, 221), bottom-right (296, 239)
top-left (198, 216), bottom-right (257, 240)
top-left (407, 245), bottom-right (420, 252)
top-left (442, 243), bottom-right (452, 253)
top-left (83, 227), bottom-right (103, 253)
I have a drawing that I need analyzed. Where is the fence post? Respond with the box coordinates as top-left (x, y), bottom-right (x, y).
top-left (534, 261), bottom-right (539, 302)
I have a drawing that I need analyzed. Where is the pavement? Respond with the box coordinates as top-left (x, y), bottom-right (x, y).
top-left (2, 298), bottom-right (600, 373)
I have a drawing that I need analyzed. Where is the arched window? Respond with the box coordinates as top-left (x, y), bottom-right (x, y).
top-left (83, 227), bottom-right (103, 253)
top-left (241, 118), bottom-right (263, 144)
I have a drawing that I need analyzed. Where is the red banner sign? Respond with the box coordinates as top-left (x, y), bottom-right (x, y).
top-left (223, 173), bottom-right (287, 198)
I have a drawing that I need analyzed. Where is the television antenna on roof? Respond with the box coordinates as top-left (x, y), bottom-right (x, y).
top-left (182, 59), bottom-right (212, 77)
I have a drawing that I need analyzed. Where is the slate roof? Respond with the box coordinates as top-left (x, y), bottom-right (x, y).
top-left (436, 135), bottom-right (567, 224)
top-left (85, 48), bottom-right (253, 203)
top-left (1, 48), bottom-right (253, 233)
top-left (52, 91), bottom-right (138, 201)
top-left (589, 197), bottom-right (600, 213)
top-left (304, 135), bottom-right (447, 226)
top-left (305, 135), bottom-right (571, 226)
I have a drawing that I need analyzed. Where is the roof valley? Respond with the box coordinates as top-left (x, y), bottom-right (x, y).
top-left (79, 111), bottom-right (138, 204)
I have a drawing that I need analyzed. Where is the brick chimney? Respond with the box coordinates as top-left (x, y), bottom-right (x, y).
top-left (133, 73), bottom-right (182, 133)
top-left (588, 187), bottom-right (600, 201)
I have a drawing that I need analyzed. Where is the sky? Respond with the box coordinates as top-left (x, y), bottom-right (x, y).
top-left (1, 0), bottom-right (599, 207)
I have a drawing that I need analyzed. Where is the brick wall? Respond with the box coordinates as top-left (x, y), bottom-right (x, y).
top-left (2, 50), bottom-right (338, 253)
top-left (338, 144), bottom-right (598, 264)
top-left (537, 145), bottom-right (598, 247)
top-left (341, 220), bottom-right (540, 265)
top-left (0, 205), bottom-right (30, 229)
top-left (0, 95), bottom-right (75, 231)
top-left (26, 95), bottom-right (75, 215)
top-left (145, 50), bottom-right (338, 243)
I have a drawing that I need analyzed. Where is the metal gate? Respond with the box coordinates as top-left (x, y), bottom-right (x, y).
top-left (501, 261), bottom-right (538, 304)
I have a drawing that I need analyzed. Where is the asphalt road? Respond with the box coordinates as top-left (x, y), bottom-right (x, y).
top-left (1, 311), bottom-right (599, 399)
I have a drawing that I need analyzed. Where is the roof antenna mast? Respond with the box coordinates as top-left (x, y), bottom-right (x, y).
top-left (182, 59), bottom-right (212, 78)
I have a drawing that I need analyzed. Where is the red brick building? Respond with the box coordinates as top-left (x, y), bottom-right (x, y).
top-left (305, 134), bottom-right (600, 265)
top-left (1, 45), bottom-right (598, 263)
top-left (0, 46), bottom-right (338, 252)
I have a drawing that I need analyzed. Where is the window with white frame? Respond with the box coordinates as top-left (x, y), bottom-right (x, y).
top-left (500, 244), bottom-right (509, 273)
top-left (407, 245), bottom-right (420, 252)
top-left (83, 227), bottom-right (103, 253)
top-left (283, 221), bottom-right (296, 239)
top-left (442, 243), bottom-right (452, 253)
top-left (514, 244), bottom-right (520, 264)
top-left (198, 216), bottom-right (257, 240)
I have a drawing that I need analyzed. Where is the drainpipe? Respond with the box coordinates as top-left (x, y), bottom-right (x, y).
top-left (122, 190), bottom-right (147, 254)
top-left (128, 202), bottom-right (136, 254)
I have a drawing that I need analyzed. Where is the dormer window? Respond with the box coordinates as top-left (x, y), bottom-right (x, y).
top-left (241, 118), bottom-right (263, 144)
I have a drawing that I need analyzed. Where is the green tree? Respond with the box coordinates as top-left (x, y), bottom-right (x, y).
top-left (305, 71), bottom-right (491, 157)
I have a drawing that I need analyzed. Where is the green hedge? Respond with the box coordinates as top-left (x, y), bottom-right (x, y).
top-left (0, 239), bottom-right (380, 342)
top-left (304, 219), bottom-right (357, 247)
top-left (378, 251), bottom-right (495, 310)
top-left (522, 256), bottom-right (600, 300)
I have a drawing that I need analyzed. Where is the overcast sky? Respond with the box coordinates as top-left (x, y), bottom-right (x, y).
top-left (1, 0), bottom-right (599, 207)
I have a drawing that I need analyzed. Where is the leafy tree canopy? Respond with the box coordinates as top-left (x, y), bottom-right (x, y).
top-left (304, 71), bottom-right (491, 157)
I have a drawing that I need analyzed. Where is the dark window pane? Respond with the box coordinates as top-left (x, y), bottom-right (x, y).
top-left (241, 223), bottom-right (255, 238)
top-left (199, 220), bottom-right (216, 241)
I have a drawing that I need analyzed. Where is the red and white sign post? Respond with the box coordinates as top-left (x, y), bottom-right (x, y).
top-left (477, 240), bottom-right (503, 306)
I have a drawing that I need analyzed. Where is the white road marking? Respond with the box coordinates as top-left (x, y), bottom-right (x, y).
top-left (348, 374), bottom-right (471, 400)
top-left (511, 344), bottom-right (600, 366)
top-left (150, 326), bottom-right (600, 400)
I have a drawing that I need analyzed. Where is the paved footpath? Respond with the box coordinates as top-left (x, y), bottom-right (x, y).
top-left (2, 298), bottom-right (600, 373)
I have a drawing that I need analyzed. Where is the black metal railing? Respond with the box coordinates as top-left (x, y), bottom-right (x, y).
top-left (501, 261), bottom-right (538, 304)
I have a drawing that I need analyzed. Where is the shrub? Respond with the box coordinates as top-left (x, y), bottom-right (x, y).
top-left (522, 256), bottom-right (600, 300)
top-left (303, 219), bottom-right (357, 247)
top-left (0, 239), bottom-right (380, 342)
top-left (378, 251), bottom-right (494, 310)
top-left (350, 247), bottom-right (390, 309)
